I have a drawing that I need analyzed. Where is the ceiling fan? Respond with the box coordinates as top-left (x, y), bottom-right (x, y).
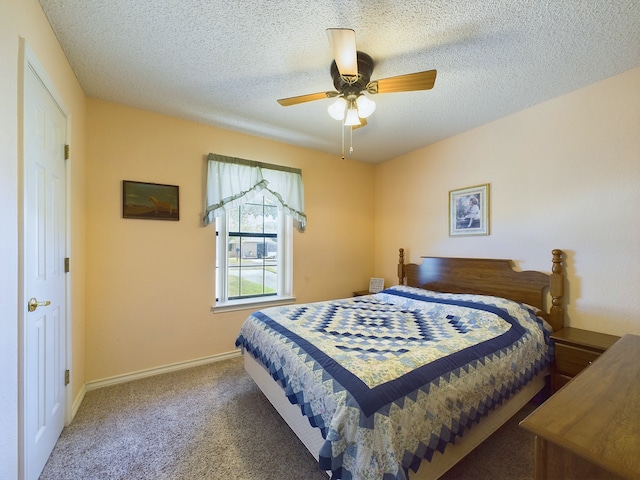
top-left (277, 28), bottom-right (437, 128)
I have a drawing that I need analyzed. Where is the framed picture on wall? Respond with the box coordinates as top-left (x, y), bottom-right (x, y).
top-left (449, 184), bottom-right (489, 236)
top-left (122, 180), bottom-right (180, 221)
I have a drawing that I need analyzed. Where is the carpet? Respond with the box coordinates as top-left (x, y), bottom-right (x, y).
top-left (40, 356), bottom-right (536, 479)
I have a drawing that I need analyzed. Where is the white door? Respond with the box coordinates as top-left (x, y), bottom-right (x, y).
top-left (22, 50), bottom-right (68, 480)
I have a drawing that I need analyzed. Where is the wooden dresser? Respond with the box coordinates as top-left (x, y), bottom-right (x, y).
top-left (520, 333), bottom-right (640, 480)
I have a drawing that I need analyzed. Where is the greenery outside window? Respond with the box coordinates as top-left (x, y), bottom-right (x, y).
top-left (204, 153), bottom-right (304, 311)
top-left (216, 193), bottom-right (293, 308)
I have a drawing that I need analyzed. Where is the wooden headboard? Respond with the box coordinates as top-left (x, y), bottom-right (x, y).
top-left (397, 249), bottom-right (565, 331)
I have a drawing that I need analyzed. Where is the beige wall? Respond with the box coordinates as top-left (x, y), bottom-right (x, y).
top-left (85, 66), bottom-right (640, 386)
top-left (84, 99), bottom-right (375, 381)
top-left (1, 0), bottom-right (87, 478)
top-left (374, 67), bottom-right (640, 337)
top-left (2, 1), bottom-right (638, 476)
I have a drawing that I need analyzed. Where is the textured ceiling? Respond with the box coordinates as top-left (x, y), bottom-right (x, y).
top-left (39, 0), bottom-right (640, 164)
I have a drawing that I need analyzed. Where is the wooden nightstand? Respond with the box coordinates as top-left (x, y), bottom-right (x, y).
top-left (353, 290), bottom-right (371, 297)
top-left (550, 327), bottom-right (620, 393)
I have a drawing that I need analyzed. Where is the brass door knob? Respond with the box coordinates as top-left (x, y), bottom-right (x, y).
top-left (28, 297), bottom-right (51, 312)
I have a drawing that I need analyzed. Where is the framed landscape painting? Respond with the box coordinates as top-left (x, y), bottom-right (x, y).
top-left (449, 184), bottom-right (489, 236)
top-left (122, 180), bottom-right (179, 221)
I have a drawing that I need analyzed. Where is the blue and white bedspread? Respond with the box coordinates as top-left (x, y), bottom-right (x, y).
top-left (235, 285), bottom-right (551, 480)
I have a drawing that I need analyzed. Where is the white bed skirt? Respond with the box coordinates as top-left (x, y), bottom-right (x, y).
top-left (244, 352), bottom-right (545, 479)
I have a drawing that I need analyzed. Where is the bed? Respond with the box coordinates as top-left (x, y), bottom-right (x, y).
top-left (236, 248), bottom-right (565, 479)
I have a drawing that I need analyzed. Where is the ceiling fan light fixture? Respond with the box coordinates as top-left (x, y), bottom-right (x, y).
top-left (328, 97), bottom-right (347, 120)
top-left (356, 95), bottom-right (376, 118)
top-left (344, 106), bottom-right (361, 126)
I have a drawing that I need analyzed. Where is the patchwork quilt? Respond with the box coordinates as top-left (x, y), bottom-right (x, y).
top-left (235, 285), bottom-right (551, 480)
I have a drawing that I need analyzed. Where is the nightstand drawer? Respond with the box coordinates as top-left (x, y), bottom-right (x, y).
top-left (554, 343), bottom-right (600, 376)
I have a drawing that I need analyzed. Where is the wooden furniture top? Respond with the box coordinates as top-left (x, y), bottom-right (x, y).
top-left (520, 333), bottom-right (640, 480)
top-left (551, 327), bottom-right (620, 351)
top-left (353, 290), bottom-right (371, 297)
top-left (397, 248), bottom-right (564, 331)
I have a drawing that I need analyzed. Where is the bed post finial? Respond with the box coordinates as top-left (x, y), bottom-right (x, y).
top-left (552, 249), bottom-right (563, 275)
top-left (549, 249), bottom-right (565, 331)
top-left (398, 248), bottom-right (405, 285)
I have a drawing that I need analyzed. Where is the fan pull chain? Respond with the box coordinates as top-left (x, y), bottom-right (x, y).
top-left (350, 127), bottom-right (354, 154)
top-left (340, 125), bottom-right (355, 160)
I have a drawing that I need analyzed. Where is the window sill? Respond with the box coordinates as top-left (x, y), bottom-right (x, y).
top-left (212, 295), bottom-right (296, 314)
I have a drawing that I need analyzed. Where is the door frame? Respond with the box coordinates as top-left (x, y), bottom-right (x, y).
top-left (18, 39), bottom-right (73, 480)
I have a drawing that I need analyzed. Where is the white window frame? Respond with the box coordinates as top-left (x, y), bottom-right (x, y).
top-left (213, 207), bottom-right (295, 313)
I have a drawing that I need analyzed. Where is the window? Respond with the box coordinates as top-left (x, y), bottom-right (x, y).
top-left (204, 153), bottom-right (305, 311)
top-left (215, 192), bottom-right (293, 310)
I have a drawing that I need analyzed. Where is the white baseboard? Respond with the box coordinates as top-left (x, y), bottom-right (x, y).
top-left (85, 349), bottom-right (242, 392)
top-left (70, 384), bottom-right (86, 421)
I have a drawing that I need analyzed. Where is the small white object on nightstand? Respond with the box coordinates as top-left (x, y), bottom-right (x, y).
top-left (368, 277), bottom-right (384, 293)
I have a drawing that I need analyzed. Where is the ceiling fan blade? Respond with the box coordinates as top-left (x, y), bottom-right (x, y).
top-left (277, 91), bottom-right (338, 107)
top-left (367, 69), bottom-right (437, 94)
top-left (326, 28), bottom-right (358, 77)
top-left (352, 117), bottom-right (367, 130)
